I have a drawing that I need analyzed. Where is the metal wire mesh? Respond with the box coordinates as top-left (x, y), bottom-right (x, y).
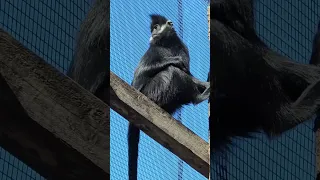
top-left (210, 0), bottom-right (320, 179)
top-left (0, 0), bottom-right (92, 179)
top-left (110, 0), bottom-right (209, 179)
top-left (0, 147), bottom-right (45, 180)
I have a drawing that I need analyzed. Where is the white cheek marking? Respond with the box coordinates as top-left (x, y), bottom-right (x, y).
top-left (158, 24), bottom-right (166, 33)
top-left (149, 24), bottom-right (167, 43)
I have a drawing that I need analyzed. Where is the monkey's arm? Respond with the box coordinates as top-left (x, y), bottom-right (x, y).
top-left (140, 56), bottom-right (189, 77)
top-left (159, 56), bottom-right (189, 73)
top-left (163, 56), bottom-right (191, 74)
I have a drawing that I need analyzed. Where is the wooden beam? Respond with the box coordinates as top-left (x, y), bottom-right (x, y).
top-left (0, 28), bottom-right (109, 179)
top-left (110, 72), bottom-right (210, 178)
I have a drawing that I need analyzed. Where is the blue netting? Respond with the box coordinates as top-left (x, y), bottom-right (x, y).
top-left (210, 0), bottom-right (320, 179)
top-left (110, 0), bottom-right (209, 179)
top-left (0, 0), bottom-right (92, 179)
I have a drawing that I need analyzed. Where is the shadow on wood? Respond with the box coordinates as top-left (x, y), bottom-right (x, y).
top-left (0, 28), bottom-right (109, 179)
top-left (110, 71), bottom-right (210, 178)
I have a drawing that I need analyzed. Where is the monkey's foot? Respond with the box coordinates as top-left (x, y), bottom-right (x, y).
top-left (193, 85), bottom-right (210, 104)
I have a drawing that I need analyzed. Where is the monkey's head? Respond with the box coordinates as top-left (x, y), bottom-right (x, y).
top-left (149, 14), bottom-right (176, 44)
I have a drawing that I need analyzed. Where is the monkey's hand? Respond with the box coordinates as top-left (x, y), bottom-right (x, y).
top-left (192, 79), bottom-right (211, 105)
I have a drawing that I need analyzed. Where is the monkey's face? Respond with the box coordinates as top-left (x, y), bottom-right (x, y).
top-left (149, 14), bottom-right (175, 43)
top-left (149, 20), bottom-right (174, 42)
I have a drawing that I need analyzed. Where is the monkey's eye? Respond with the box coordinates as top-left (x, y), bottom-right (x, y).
top-left (167, 21), bottom-right (173, 26)
top-left (153, 24), bottom-right (159, 29)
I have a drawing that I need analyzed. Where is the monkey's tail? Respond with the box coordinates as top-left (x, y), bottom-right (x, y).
top-left (128, 123), bottom-right (140, 180)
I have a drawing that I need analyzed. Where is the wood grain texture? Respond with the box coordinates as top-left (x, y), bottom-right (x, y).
top-left (0, 28), bottom-right (109, 179)
top-left (110, 71), bottom-right (209, 178)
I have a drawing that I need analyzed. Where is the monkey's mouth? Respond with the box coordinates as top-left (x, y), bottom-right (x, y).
top-left (151, 34), bottom-right (161, 39)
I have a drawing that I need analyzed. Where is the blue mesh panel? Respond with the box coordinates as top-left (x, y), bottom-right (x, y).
top-left (110, 0), bottom-right (210, 179)
top-left (210, 0), bottom-right (320, 179)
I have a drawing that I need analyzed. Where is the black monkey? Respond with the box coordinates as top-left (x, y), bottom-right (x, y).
top-left (309, 21), bottom-right (320, 132)
top-left (128, 14), bottom-right (210, 180)
top-left (310, 21), bottom-right (320, 66)
top-left (209, 0), bottom-right (320, 150)
top-left (67, 0), bottom-right (110, 103)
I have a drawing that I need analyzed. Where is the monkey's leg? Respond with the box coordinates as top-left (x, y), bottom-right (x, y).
top-left (165, 67), bottom-right (211, 105)
top-left (266, 52), bottom-right (320, 85)
top-left (143, 66), bottom-right (206, 113)
top-left (132, 58), bottom-right (186, 92)
top-left (273, 79), bottom-right (320, 135)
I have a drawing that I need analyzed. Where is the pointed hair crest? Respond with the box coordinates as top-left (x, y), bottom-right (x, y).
top-left (149, 14), bottom-right (169, 32)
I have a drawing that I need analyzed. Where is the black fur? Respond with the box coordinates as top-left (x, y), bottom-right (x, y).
top-left (67, 0), bottom-right (110, 103)
top-left (309, 21), bottom-right (320, 132)
top-left (310, 21), bottom-right (320, 66)
top-left (128, 14), bottom-right (210, 180)
top-left (210, 0), bottom-right (320, 150)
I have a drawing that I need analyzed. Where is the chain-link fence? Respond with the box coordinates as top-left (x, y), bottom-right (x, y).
top-left (0, 0), bottom-right (93, 179)
top-left (210, 0), bottom-right (320, 179)
top-left (110, 0), bottom-right (210, 180)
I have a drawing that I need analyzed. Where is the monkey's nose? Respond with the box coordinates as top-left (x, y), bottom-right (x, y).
top-left (167, 21), bottom-right (173, 26)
